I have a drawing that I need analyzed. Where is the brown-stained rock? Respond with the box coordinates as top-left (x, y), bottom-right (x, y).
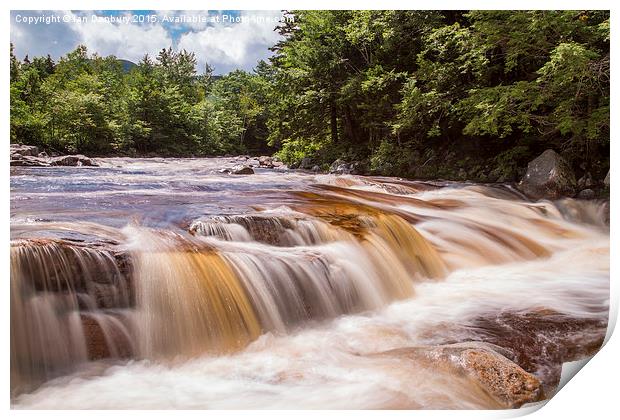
top-left (377, 342), bottom-right (543, 408)
top-left (11, 238), bottom-right (134, 307)
top-left (463, 311), bottom-right (607, 392)
top-left (81, 314), bottom-right (134, 360)
top-left (81, 315), bottom-right (111, 360)
top-left (459, 347), bottom-right (542, 408)
top-left (418, 311), bottom-right (608, 395)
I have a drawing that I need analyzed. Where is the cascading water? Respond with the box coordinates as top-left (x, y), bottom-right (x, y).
top-left (10, 240), bottom-right (134, 395)
top-left (10, 158), bottom-right (609, 409)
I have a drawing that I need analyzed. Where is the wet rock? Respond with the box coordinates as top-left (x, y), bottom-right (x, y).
top-left (81, 314), bottom-right (133, 360)
top-left (258, 156), bottom-right (273, 167)
top-left (246, 158), bottom-right (260, 167)
top-left (311, 165), bottom-right (321, 173)
top-left (50, 154), bottom-right (97, 167)
top-left (11, 238), bottom-right (132, 301)
top-left (519, 149), bottom-right (576, 200)
top-left (272, 160), bottom-right (283, 168)
top-left (457, 345), bottom-right (542, 408)
top-left (191, 214), bottom-right (299, 246)
top-left (329, 159), bottom-right (351, 174)
top-left (328, 159), bottom-right (367, 175)
top-left (230, 165), bottom-right (254, 175)
top-left (460, 311), bottom-right (607, 393)
top-left (10, 155), bottom-right (50, 167)
top-left (604, 170), bottom-right (610, 187)
top-left (379, 343), bottom-right (542, 408)
top-left (10, 144), bottom-right (40, 156)
top-left (577, 189), bottom-right (595, 199)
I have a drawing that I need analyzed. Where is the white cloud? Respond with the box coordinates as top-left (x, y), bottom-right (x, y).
top-left (10, 10), bottom-right (285, 74)
top-left (177, 10), bottom-right (284, 73)
top-left (67, 11), bottom-right (174, 63)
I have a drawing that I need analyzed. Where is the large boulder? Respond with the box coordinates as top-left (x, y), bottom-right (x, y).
top-left (329, 159), bottom-right (367, 175)
top-left (519, 149), bottom-right (576, 200)
top-left (10, 144), bottom-right (39, 157)
top-left (10, 155), bottom-right (50, 167)
top-left (329, 159), bottom-right (351, 174)
top-left (10, 144), bottom-right (50, 166)
top-left (50, 154), bottom-right (97, 167)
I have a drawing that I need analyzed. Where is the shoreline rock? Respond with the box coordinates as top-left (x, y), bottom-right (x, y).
top-left (10, 144), bottom-right (98, 167)
top-left (518, 149), bottom-right (576, 200)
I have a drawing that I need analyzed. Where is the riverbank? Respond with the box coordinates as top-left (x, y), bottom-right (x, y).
top-left (10, 143), bottom-right (610, 203)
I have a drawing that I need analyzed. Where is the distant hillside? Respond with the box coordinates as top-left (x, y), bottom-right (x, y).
top-left (115, 59), bottom-right (222, 77)
top-left (118, 59), bottom-right (137, 72)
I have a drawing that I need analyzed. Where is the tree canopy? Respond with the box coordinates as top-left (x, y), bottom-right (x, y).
top-left (10, 10), bottom-right (609, 181)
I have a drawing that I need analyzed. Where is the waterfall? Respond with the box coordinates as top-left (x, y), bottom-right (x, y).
top-left (10, 174), bottom-right (609, 400)
top-left (10, 240), bottom-right (133, 395)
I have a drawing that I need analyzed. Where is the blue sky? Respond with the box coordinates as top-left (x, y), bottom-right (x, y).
top-left (10, 10), bottom-right (286, 74)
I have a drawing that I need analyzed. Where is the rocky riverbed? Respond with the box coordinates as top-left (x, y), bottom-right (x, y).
top-left (10, 152), bottom-right (609, 409)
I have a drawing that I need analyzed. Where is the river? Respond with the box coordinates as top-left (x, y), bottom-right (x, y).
top-left (10, 157), bottom-right (610, 409)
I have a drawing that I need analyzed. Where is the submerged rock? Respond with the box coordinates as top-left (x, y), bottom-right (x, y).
top-left (518, 149), bottom-right (576, 200)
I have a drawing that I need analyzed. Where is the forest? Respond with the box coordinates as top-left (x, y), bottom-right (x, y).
top-left (10, 10), bottom-right (610, 182)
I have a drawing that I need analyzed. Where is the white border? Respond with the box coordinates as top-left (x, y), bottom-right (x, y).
top-left (3, 1), bottom-right (617, 419)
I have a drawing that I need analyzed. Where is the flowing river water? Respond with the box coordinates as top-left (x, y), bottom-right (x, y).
top-left (10, 157), bottom-right (610, 409)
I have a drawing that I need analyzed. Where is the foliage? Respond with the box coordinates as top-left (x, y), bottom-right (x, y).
top-left (9, 44), bottom-right (272, 156)
top-left (9, 11), bottom-right (610, 180)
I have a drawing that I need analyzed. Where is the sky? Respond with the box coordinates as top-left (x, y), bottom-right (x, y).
top-left (10, 10), bottom-right (287, 74)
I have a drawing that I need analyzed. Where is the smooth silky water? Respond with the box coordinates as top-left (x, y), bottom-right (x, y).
top-left (10, 158), bottom-right (609, 409)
